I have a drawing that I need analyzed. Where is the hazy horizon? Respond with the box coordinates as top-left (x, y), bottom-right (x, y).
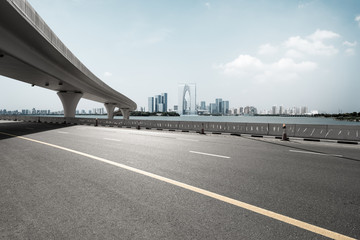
top-left (1, 0), bottom-right (359, 113)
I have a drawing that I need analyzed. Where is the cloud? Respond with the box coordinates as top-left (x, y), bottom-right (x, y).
top-left (218, 55), bottom-right (263, 76)
top-left (307, 29), bottom-right (340, 42)
top-left (271, 58), bottom-right (317, 72)
top-left (104, 72), bottom-right (112, 77)
top-left (217, 55), bottom-right (317, 81)
top-left (298, 0), bottom-right (314, 9)
top-left (345, 48), bottom-right (355, 56)
top-left (205, 2), bottom-right (211, 9)
top-left (285, 49), bottom-right (304, 58)
top-left (343, 41), bottom-right (357, 47)
top-left (258, 44), bottom-right (278, 55)
top-left (343, 41), bottom-right (357, 56)
top-left (284, 30), bottom-right (340, 56)
top-left (356, 15), bottom-right (360, 27)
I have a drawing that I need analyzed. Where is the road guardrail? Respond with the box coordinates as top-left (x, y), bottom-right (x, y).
top-left (1, 115), bottom-right (359, 142)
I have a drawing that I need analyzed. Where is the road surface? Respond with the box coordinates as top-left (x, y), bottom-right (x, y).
top-left (0, 120), bottom-right (359, 239)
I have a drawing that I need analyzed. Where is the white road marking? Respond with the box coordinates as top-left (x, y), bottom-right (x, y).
top-left (176, 138), bottom-right (199, 142)
top-left (57, 131), bottom-right (69, 134)
top-left (189, 151), bottom-right (230, 159)
top-left (289, 150), bottom-right (343, 157)
top-left (104, 138), bottom-right (122, 142)
top-left (0, 131), bottom-right (355, 240)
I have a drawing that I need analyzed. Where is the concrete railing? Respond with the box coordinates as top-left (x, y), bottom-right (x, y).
top-left (1, 115), bottom-right (360, 142)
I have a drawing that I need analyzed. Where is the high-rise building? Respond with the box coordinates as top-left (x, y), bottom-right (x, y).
top-left (158, 103), bottom-right (164, 112)
top-left (178, 83), bottom-right (196, 115)
top-left (239, 107), bottom-right (244, 114)
top-left (155, 95), bottom-right (161, 112)
top-left (200, 101), bottom-right (206, 110)
top-left (223, 101), bottom-right (229, 115)
top-left (161, 93), bottom-right (168, 112)
top-left (244, 106), bottom-right (250, 114)
top-left (209, 103), bottom-right (217, 114)
top-left (279, 106), bottom-right (283, 115)
top-left (272, 105), bottom-right (277, 115)
top-left (301, 106), bottom-right (308, 115)
top-left (148, 97), bottom-right (154, 113)
top-left (215, 98), bottom-right (222, 114)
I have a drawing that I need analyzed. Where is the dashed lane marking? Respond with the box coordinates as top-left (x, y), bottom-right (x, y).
top-left (190, 150), bottom-right (230, 159)
top-left (289, 150), bottom-right (343, 157)
top-left (103, 138), bottom-right (122, 142)
top-left (0, 131), bottom-right (355, 240)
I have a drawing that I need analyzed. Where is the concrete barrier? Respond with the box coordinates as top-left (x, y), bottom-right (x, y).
top-left (324, 125), bottom-right (360, 141)
top-left (293, 124), bottom-right (328, 139)
top-left (1, 115), bottom-right (359, 142)
top-left (245, 123), bottom-right (269, 135)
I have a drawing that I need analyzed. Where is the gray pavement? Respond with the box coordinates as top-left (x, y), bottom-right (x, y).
top-left (0, 120), bottom-right (359, 239)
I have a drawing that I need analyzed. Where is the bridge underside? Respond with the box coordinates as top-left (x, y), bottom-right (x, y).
top-left (0, 51), bottom-right (128, 119)
top-left (0, 0), bottom-right (136, 119)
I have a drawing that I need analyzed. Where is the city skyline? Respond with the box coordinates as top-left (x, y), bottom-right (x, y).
top-left (1, 0), bottom-right (360, 113)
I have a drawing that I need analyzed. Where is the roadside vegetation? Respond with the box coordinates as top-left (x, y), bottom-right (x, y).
top-left (315, 112), bottom-right (360, 122)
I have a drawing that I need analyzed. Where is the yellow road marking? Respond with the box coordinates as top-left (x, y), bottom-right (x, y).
top-left (0, 131), bottom-right (355, 240)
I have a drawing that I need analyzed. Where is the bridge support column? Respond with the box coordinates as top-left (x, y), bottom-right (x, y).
top-left (120, 108), bottom-right (130, 120)
top-left (57, 92), bottom-right (83, 118)
top-left (104, 103), bottom-right (116, 119)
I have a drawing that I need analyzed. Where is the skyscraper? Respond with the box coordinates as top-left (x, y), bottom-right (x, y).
top-left (223, 101), bottom-right (229, 115)
top-left (148, 97), bottom-right (154, 113)
top-left (301, 106), bottom-right (308, 115)
top-left (161, 93), bottom-right (168, 112)
top-left (178, 83), bottom-right (196, 115)
top-left (215, 98), bottom-right (222, 114)
top-left (272, 105), bottom-right (277, 115)
top-left (210, 103), bottom-right (217, 114)
top-left (200, 101), bottom-right (206, 110)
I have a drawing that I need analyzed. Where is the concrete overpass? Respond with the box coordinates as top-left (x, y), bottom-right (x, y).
top-left (0, 0), bottom-right (137, 119)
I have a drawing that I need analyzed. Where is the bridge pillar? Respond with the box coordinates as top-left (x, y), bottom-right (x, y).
top-left (120, 108), bottom-right (130, 120)
top-left (57, 92), bottom-right (83, 118)
top-left (104, 103), bottom-right (116, 119)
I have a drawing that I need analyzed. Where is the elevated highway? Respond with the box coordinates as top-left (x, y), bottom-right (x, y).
top-left (0, 0), bottom-right (136, 118)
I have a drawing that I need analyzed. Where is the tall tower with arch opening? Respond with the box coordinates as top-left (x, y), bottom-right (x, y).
top-left (178, 83), bottom-right (196, 115)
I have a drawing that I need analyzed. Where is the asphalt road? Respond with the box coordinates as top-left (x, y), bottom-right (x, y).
top-left (0, 120), bottom-right (359, 239)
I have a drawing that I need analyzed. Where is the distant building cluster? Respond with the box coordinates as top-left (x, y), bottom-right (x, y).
top-left (144, 84), bottom-right (319, 117)
top-left (198, 98), bottom-right (230, 115)
top-left (256, 105), bottom-right (317, 115)
top-left (230, 106), bottom-right (258, 116)
top-left (92, 108), bottom-right (105, 115)
top-left (0, 108), bottom-right (51, 115)
top-left (0, 107), bottom-right (107, 115)
top-left (148, 93), bottom-right (168, 113)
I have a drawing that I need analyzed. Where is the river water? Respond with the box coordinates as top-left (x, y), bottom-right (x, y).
top-left (67, 115), bottom-right (360, 126)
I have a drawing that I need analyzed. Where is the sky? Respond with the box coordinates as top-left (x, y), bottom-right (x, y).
top-left (1, 0), bottom-right (360, 113)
